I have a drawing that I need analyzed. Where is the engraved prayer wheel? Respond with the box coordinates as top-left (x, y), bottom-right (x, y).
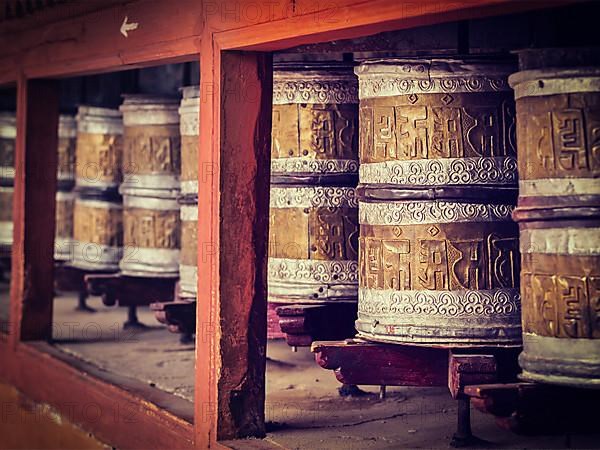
top-left (268, 62), bottom-right (360, 305)
top-left (178, 86), bottom-right (199, 298)
top-left (71, 196), bottom-right (123, 271)
top-left (119, 95), bottom-right (181, 278)
top-left (75, 106), bottom-right (123, 194)
top-left (71, 106), bottom-right (124, 270)
top-left (0, 112), bottom-right (15, 250)
top-left (355, 58), bottom-right (522, 345)
top-left (510, 48), bottom-right (600, 387)
top-left (54, 115), bottom-right (77, 261)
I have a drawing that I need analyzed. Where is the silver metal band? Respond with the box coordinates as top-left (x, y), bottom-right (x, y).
top-left (58, 115), bottom-right (77, 138)
top-left (0, 112), bottom-right (15, 138)
top-left (75, 178), bottom-right (120, 191)
top-left (273, 71), bottom-right (359, 105)
top-left (359, 201), bottom-right (514, 226)
top-left (119, 247), bottom-right (180, 277)
top-left (519, 178), bottom-right (600, 197)
top-left (268, 257), bottom-right (358, 284)
top-left (356, 287), bottom-right (522, 344)
top-left (56, 190), bottom-right (75, 201)
top-left (179, 264), bottom-right (198, 297)
top-left (180, 204), bottom-right (198, 221)
top-left (0, 168), bottom-right (14, 181)
top-left (180, 180), bottom-right (198, 196)
top-left (123, 194), bottom-right (179, 211)
top-left (70, 241), bottom-right (122, 271)
top-left (121, 174), bottom-right (181, 197)
top-left (270, 186), bottom-right (357, 208)
top-left (179, 86), bottom-right (200, 136)
top-left (0, 220), bottom-right (12, 246)
top-left (77, 106), bottom-right (123, 135)
top-left (356, 58), bottom-right (513, 99)
top-left (268, 279), bottom-right (357, 303)
top-left (271, 157), bottom-right (358, 175)
top-left (359, 156), bottom-right (517, 186)
top-left (509, 68), bottom-right (600, 99)
top-left (520, 227), bottom-right (600, 256)
top-left (520, 333), bottom-right (600, 388)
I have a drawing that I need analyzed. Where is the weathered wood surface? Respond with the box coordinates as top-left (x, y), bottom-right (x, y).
top-left (85, 273), bottom-right (176, 307)
top-left (465, 382), bottom-right (600, 435)
top-left (277, 303), bottom-right (357, 347)
top-left (9, 78), bottom-right (58, 344)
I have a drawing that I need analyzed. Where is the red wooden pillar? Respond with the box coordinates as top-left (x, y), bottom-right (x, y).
top-left (196, 36), bottom-right (272, 445)
top-left (9, 77), bottom-right (58, 345)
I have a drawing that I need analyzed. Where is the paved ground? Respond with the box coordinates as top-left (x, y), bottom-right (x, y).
top-left (10, 291), bottom-right (596, 449)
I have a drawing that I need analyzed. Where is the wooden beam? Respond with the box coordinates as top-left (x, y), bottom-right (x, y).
top-left (0, 341), bottom-right (193, 450)
top-left (9, 77), bottom-right (58, 345)
top-left (195, 42), bottom-right (272, 445)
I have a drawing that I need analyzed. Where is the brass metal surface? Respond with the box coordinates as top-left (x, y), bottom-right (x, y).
top-left (73, 201), bottom-right (122, 247)
top-left (123, 207), bottom-right (180, 250)
top-left (123, 124), bottom-right (181, 176)
top-left (75, 132), bottom-right (122, 186)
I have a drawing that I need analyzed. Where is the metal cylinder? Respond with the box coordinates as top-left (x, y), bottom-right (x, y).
top-left (54, 115), bottom-right (77, 261)
top-left (355, 58), bottom-right (521, 345)
top-left (72, 196), bottom-right (123, 271)
top-left (119, 95), bottom-right (181, 278)
top-left (0, 112), bottom-right (15, 250)
top-left (71, 106), bottom-right (123, 270)
top-left (510, 48), bottom-right (600, 388)
top-left (75, 106), bottom-right (123, 194)
top-left (268, 62), bottom-right (360, 304)
top-left (178, 86), bottom-right (199, 298)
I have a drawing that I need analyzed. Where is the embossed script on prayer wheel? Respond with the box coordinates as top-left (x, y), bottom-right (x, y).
top-left (75, 106), bottom-right (123, 193)
top-left (54, 115), bottom-right (77, 261)
top-left (355, 58), bottom-right (522, 345)
top-left (268, 63), bottom-right (360, 304)
top-left (178, 86), bottom-right (199, 298)
top-left (0, 112), bottom-right (15, 250)
top-left (179, 201), bottom-right (197, 298)
top-left (119, 95), bottom-right (181, 277)
top-left (179, 86), bottom-right (199, 198)
top-left (510, 48), bottom-right (600, 387)
top-left (72, 197), bottom-right (123, 270)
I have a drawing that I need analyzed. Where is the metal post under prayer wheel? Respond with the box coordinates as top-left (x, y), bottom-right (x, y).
top-left (119, 94), bottom-right (181, 278)
top-left (71, 107), bottom-right (123, 272)
top-left (355, 58), bottom-right (521, 345)
top-left (510, 48), bottom-right (600, 388)
top-left (0, 112), bottom-right (15, 259)
top-left (54, 114), bottom-right (77, 262)
top-left (269, 62), bottom-right (360, 343)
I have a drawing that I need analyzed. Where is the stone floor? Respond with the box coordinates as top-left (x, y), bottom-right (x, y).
top-left (17, 292), bottom-right (597, 449)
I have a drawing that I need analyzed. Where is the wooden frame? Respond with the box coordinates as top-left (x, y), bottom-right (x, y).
top-left (0, 1), bottom-right (572, 448)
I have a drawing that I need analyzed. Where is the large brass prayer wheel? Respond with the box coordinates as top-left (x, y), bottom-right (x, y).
top-left (355, 58), bottom-right (522, 345)
top-left (71, 106), bottom-right (124, 270)
top-left (268, 62), bottom-right (359, 304)
top-left (179, 86), bottom-right (199, 298)
top-left (510, 48), bottom-right (600, 388)
top-left (0, 112), bottom-right (15, 250)
top-left (54, 115), bottom-right (77, 261)
top-left (119, 95), bottom-right (181, 277)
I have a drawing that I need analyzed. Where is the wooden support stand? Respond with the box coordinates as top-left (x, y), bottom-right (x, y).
top-left (54, 263), bottom-right (117, 313)
top-left (276, 303), bottom-right (357, 348)
top-left (465, 382), bottom-right (600, 436)
top-left (312, 339), bottom-right (521, 447)
top-left (85, 273), bottom-right (177, 329)
top-left (150, 300), bottom-right (196, 344)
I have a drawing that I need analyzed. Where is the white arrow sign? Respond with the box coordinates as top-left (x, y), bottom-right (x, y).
top-left (120, 16), bottom-right (139, 37)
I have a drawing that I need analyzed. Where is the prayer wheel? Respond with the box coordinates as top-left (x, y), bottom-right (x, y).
top-left (268, 62), bottom-right (360, 305)
top-left (54, 115), bottom-right (77, 261)
top-left (355, 58), bottom-right (522, 345)
top-left (75, 106), bottom-right (123, 195)
top-left (0, 112), bottom-right (15, 250)
top-left (71, 106), bottom-right (123, 270)
top-left (510, 48), bottom-right (600, 387)
top-left (119, 95), bottom-right (181, 278)
top-left (178, 86), bottom-right (199, 298)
